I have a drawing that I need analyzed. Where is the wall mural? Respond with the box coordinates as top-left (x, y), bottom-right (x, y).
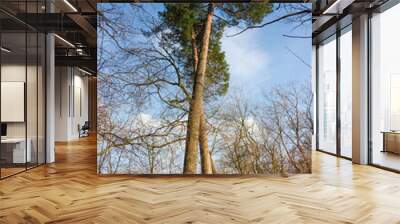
top-left (97, 3), bottom-right (312, 175)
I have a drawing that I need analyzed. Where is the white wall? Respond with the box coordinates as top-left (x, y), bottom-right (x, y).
top-left (55, 67), bottom-right (89, 141)
top-left (72, 73), bottom-right (89, 138)
top-left (55, 66), bottom-right (69, 141)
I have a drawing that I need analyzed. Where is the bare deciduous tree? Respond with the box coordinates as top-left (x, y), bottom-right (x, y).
top-left (97, 3), bottom-right (312, 175)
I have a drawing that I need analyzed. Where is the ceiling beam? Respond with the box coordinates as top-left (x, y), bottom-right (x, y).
top-left (55, 55), bottom-right (96, 71)
top-left (322, 0), bottom-right (355, 14)
top-left (13, 13), bottom-right (82, 32)
top-left (67, 13), bottom-right (97, 46)
top-left (99, 0), bottom-right (306, 2)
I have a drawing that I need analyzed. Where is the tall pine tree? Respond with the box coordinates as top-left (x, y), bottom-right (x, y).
top-left (160, 2), bottom-right (272, 174)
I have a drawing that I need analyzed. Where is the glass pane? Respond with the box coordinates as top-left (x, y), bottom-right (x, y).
top-left (371, 4), bottom-right (400, 171)
top-left (27, 31), bottom-right (38, 169)
top-left (318, 36), bottom-right (337, 154)
top-left (0, 1), bottom-right (46, 178)
top-left (1, 31), bottom-right (27, 177)
top-left (340, 28), bottom-right (352, 158)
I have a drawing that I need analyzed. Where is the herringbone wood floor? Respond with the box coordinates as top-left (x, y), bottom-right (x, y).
top-left (1, 136), bottom-right (400, 224)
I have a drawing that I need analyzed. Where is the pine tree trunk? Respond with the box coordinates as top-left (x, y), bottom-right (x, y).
top-left (210, 152), bottom-right (217, 173)
top-left (183, 3), bottom-right (214, 174)
top-left (191, 31), bottom-right (199, 72)
top-left (199, 112), bottom-right (213, 174)
top-left (191, 29), bottom-right (213, 174)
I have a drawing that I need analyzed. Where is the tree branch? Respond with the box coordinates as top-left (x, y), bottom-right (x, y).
top-left (227, 9), bottom-right (311, 37)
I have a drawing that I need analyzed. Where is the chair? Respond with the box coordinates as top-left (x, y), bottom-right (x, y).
top-left (79, 121), bottom-right (90, 138)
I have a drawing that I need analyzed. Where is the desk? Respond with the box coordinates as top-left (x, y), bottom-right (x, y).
top-left (382, 131), bottom-right (400, 154)
top-left (1, 138), bottom-right (31, 163)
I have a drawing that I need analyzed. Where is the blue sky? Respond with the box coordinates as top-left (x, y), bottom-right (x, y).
top-left (100, 3), bottom-right (312, 102)
top-left (220, 5), bottom-right (312, 99)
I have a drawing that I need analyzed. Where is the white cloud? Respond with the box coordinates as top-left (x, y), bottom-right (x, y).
top-left (221, 27), bottom-right (270, 83)
top-left (130, 113), bottom-right (161, 128)
top-left (137, 113), bottom-right (153, 123)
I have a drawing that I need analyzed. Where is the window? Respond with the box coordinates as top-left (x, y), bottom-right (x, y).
top-left (340, 27), bottom-right (352, 158)
top-left (317, 35), bottom-right (337, 154)
top-left (370, 3), bottom-right (400, 171)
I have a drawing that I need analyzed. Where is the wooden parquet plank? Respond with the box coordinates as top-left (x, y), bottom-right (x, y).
top-left (0, 135), bottom-right (400, 223)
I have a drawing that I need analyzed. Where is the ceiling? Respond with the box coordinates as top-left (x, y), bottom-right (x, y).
top-left (1, 0), bottom-right (393, 71)
top-left (0, 0), bottom-right (98, 73)
top-left (311, 0), bottom-right (390, 43)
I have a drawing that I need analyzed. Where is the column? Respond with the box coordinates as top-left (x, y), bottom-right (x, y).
top-left (352, 14), bottom-right (369, 164)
